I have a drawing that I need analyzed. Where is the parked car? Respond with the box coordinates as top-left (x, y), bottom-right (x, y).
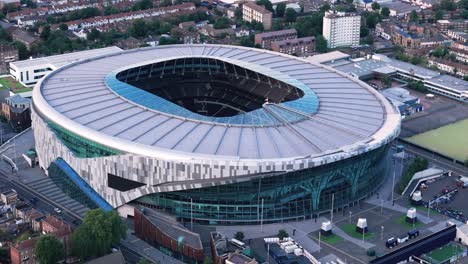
top-left (54, 207), bottom-right (62, 214)
top-left (397, 235), bottom-right (409, 244)
top-left (408, 229), bottom-right (419, 239)
top-left (386, 237), bottom-right (397, 248)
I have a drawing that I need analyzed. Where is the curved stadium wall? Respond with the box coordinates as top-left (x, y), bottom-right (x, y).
top-left (32, 45), bottom-right (400, 224)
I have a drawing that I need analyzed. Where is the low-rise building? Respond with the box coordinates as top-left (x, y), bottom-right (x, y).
top-left (242, 2), bottom-right (272, 30)
top-left (436, 19), bottom-right (468, 33)
top-left (271, 37), bottom-right (315, 57)
top-left (2, 95), bottom-right (31, 130)
top-left (0, 44), bottom-right (18, 74)
top-left (1, 189), bottom-right (17, 205)
top-left (9, 46), bottom-right (122, 86)
top-left (449, 48), bottom-right (468, 63)
top-left (447, 30), bottom-right (468, 42)
top-left (428, 57), bottom-right (468, 77)
top-left (254, 29), bottom-right (297, 49)
top-left (134, 207), bottom-right (204, 263)
top-left (8, 27), bottom-right (39, 49)
top-left (41, 215), bottom-right (73, 255)
top-left (375, 22), bottom-right (393, 40)
top-left (10, 237), bottom-right (38, 264)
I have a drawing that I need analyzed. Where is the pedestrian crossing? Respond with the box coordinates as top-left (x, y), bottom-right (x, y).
top-left (27, 177), bottom-right (90, 218)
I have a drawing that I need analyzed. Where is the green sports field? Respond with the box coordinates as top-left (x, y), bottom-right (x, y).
top-left (406, 119), bottom-right (468, 161)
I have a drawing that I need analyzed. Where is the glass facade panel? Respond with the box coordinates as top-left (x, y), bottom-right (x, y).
top-left (47, 121), bottom-right (120, 158)
top-left (138, 145), bottom-right (390, 224)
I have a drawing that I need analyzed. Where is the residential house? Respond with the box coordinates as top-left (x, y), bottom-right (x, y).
top-left (10, 237), bottom-right (39, 264)
top-left (428, 57), bottom-right (468, 77)
top-left (8, 27), bottom-right (39, 49)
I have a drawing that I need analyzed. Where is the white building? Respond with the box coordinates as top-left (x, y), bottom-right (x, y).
top-left (9, 46), bottom-right (122, 87)
top-left (322, 11), bottom-right (361, 49)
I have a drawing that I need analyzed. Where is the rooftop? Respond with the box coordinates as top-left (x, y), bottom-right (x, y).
top-left (138, 207), bottom-right (203, 250)
top-left (35, 45), bottom-right (400, 161)
top-left (85, 251), bottom-right (126, 264)
top-left (426, 74), bottom-right (468, 91)
top-left (306, 51), bottom-right (350, 64)
top-left (243, 2), bottom-right (272, 14)
top-left (255, 29), bottom-right (297, 38)
top-left (10, 46), bottom-right (122, 69)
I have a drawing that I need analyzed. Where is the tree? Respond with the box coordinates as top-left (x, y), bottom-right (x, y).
top-left (371, 2), bottom-right (380, 11)
top-left (87, 28), bottom-right (101, 41)
top-left (409, 10), bottom-right (418, 22)
top-left (203, 256), bottom-right (214, 264)
top-left (71, 209), bottom-right (127, 259)
top-left (234, 231), bottom-right (245, 241)
top-left (398, 157), bottom-right (428, 193)
top-left (132, 0), bottom-right (153, 11)
top-left (360, 26), bottom-right (369, 37)
top-left (40, 25), bottom-right (51, 40)
top-left (284, 8), bottom-right (297, 23)
top-left (256, 0), bottom-right (273, 12)
top-left (214, 17), bottom-right (230, 29)
top-left (381, 75), bottom-right (391, 87)
top-left (435, 10), bottom-right (444, 20)
top-left (315, 35), bottom-right (327, 53)
top-left (59, 23), bottom-right (68, 31)
top-left (36, 235), bottom-right (64, 264)
top-left (276, 2), bottom-right (286, 17)
top-left (137, 259), bottom-right (150, 264)
top-left (432, 47), bottom-right (448, 57)
top-left (319, 3), bottom-right (330, 12)
top-left (464, 160), bottom-right (468, 168)
top-left (277, 229), bottom-right (289, 240)
top-left (130, 19), bottom-right (148, 38)
top-left (364, 34), bottom-right (374, 45)
top-left (346, 0), bottom-right (354, 4)
top-left (381, 7), bottom-right (390, 17)
top-left (14, 41), bottom-right (29, 60)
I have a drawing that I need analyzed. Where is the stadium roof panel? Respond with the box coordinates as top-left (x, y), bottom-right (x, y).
top-left (34, 45), bottom-right (400, 161)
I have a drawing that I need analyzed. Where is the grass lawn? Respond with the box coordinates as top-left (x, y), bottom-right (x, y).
top-left (0, 76), bottom-right (25, 91)
top-left (314, 233), bottom-right (343, 245)
top-left (425, 243), bottom-right (465, 262)
top-left (414, 205), bottom-right (440, 216)
top-left (394, 215), bottom-right (424, 229)
top-left (405, 119), bottom-right (468, 161)
top-left (340, 223), bottom-right (374, 240)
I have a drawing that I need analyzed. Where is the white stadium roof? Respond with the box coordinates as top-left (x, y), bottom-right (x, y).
top-left (33, 45), bottom-right (400, 162)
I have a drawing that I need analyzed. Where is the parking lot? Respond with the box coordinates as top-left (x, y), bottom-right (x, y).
top-left (417, 175), bottom-right (468, 223)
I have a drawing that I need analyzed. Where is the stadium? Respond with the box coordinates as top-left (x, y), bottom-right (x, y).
top-left (32, 45), bottom-right (400, 224)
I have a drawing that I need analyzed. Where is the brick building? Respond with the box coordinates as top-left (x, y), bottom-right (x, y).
top-left (271, 37), bottom-right (315, 56)
top-left (1, 95), bottom-right (31, 131)
top-left (242, 2), bottom-right (272, 30)
top-left (436, 20), bottom-right (468, 33)
top-left (254, 29), bottom-right (297, 49)
top-left (10, 237), bottom-right (39, 264)
top-left (41, 215), bottom-right (73, 256)
top-left (134, 207), bottom-right (204, 263)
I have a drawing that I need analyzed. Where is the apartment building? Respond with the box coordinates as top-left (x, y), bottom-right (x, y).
top-left (436, 20), bottom-right (468, 33)
top-left (322, 11), bottom-right (360, 48)
top-left (242, 2), bottom-right (272, 30)
top-left (254, 29), bottom-right (297, 49)
top-left (271, 37), bottom-right (315, 57)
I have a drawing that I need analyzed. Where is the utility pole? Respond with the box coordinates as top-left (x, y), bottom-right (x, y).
top-left (391, 159), bottom-right (396, 206)
top-left (190, 198), bottom-right (193, 231)
top-left (318, 231), bottom-right (321, 253)
top-left (331, 193), bottom-right (335, 224)
top-left (381, 199), bottom-right (384, 215)
top-left (260, 198), bottom-right (264, 233)
top-left (381, 225), bottom-right (384, 240)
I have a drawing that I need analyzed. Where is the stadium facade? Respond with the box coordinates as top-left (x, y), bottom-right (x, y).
top-left (32, 45), bottom-right (400, 224)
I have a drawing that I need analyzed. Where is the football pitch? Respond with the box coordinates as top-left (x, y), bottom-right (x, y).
top-left (406, 119), bottom-right (468, 161)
